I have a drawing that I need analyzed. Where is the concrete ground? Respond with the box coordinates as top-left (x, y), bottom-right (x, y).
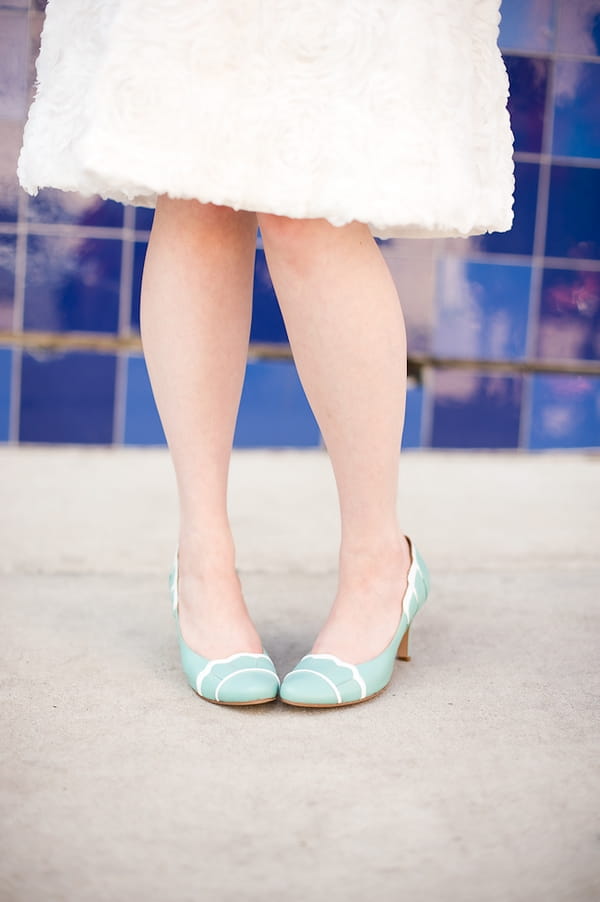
top-left (1, 446), bottom-right (598, 902)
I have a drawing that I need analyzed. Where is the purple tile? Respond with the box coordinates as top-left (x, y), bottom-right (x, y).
top-left (130, 240), bottom-right (148, 329)
top-left (430, 370), bottom-right (522, 449)
top-left (135, 207), bottom-right (155, 231)
top-left (556, 2), bottom-right (600, 55)
top-left (0, 348), bottom-right (11, 442)
top-left (0, 120), bottom-right (22, 222)
top-left (505, 55), bottom-right (549, 154)
top-left (434, 260), bottom-right (530, 360)
top-left (250, 249), bottom-right (288, 344)
top-left (0, 234), bottom-right (16, 331)
top-left (498, 0), bottom-right (555, 52)
top-left (545, 165), bottom-right (600, 260)
top-left (0, 9), bottom-right (28, 119)
top-left (234, 360), bottom-right (320, 447)
top-left (528, 374), bottom-right (600, 449)
top-left (475, 161), bottom-right (539, 256)
top-left (553, 61), bottom-right (600, 159)
top-left (24, 234), bottom-right (121, 333)
top-left (535, 269), bottom-right (600, 361)
top-left (27, 188), bottom-right (124, 228)
top-left (124, 355), bottom-right (166, 445)
top-left (19, 350), bottom-right (116, 444)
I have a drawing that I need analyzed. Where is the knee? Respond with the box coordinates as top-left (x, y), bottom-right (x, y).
top-left (257, 212), bottom-right (332, 253)
top-left (257, 212), bottom-right (370, 257)
top-left (154, 196), bottom-right (257, 243)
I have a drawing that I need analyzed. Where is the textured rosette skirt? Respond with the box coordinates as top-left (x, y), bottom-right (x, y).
top-left (18, 0), bottom-right (515, 239)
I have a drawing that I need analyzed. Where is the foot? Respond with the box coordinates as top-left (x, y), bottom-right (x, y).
top-left (311, 534), bottom-right (412, 663)
top-left (176, 536), bottom-right (263, 659)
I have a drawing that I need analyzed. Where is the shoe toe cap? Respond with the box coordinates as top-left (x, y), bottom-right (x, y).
top-left (280, 669), bottom-right (342, 706)
top-left (214, 668), bottom-right (279, 704)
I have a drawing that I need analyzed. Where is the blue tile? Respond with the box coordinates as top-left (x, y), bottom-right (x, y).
top-left (430, 371), bottom-right (522, 449)
top-left (475, 161), bottom-right (539, 256)
top-left (0, 234), bottom-right (16, 330)
top-left (130, 240), bottom-right (148, 329)
top-left (553, 61), bottom-right (600, 159)
top-left (498, 0), bottom-right (555, 52)
top-left (250, 249), bottom-right (288, 343)
top-left (234, 359), bottom-right (320, 447)
top-left (545, 165), bottom-right (600, 260)
top-left (536, 269), bottom-right (600, 362)
top-left (528, 374), bottom-right (600, 449)
top-left (555, 2), bottom-right (600, 55)
top-left (505, 55), bottom-right (549, 153)
top-left (27, 189), bottom-right (124, 227)
top-left (135, 207), bottom-right (155, 231)
top-left (434, 260), bottom-right (530, 360)
top-left (19, 350), bottom-right (116, 443)
top-left (0, 347), bottom-right (11, 441)
top-left (123, 355), bottom-right (166, 445)
top-left (24, 234), bottom-right (121, 333)
top-left (401, 382), bottom-right (423, 449)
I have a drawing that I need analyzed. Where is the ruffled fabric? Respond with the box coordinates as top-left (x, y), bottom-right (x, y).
top-left (18, 0), bottom-right (515, 239)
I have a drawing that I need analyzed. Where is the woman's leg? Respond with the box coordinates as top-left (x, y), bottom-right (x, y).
top-left (140, 197), bottom-right (263, 658)
top-left (258, 214), bottom-right (412, 663)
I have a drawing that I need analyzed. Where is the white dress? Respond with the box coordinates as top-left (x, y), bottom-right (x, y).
top-left (17, 0), bottom-right (515, 239)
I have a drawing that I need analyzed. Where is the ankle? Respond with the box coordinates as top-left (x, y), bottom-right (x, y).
top-left (339, 532), bottom-right (409, 575)
top-left (178, 525), bottom-right (238, 577)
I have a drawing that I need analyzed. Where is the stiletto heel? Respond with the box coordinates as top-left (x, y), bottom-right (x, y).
top-left (396, 626), bottom-right (411, 661)
top-left (280, 535), bottom-right (429, 708)
top-left (170, 548), bottom-right (280, 706)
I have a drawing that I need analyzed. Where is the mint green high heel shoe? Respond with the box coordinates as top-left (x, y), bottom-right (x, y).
top-left (169, 550), bottom-right (280, 706)
top-left (279, 536), bottom-right (429, 708)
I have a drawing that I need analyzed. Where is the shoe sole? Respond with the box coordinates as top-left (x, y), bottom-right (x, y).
top-left (193, 690), bottom-right (278, 707)
top-left (279, 685), bottom-right (389, 709)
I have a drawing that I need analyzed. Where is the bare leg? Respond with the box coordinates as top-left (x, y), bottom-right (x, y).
top-left (258, 214), bottom-right (412, 662)
top-left (140, 197), bottom-right (263, 657)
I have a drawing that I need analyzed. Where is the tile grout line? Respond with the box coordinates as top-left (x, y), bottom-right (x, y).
top-left (8, 190), bottom-right (29, 444)
top-left (519, 46), bottom-right (558, 450)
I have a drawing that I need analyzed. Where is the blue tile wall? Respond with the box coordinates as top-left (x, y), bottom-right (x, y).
top-left (19, 350), bottom-right (116, 444)
top-left (475, 161), bottom-right (539, 256)
top-left (23, 235), bottom-right (121, 333)
top-left (545, 165), bottom-right (600, 260)
top-left (555, 1), bottom-right (600, 55)
top-left (0, 233), bottom-right (16, 330)
top-left (27, 189), bottom-right (124, 228)
top-left (431, 372), bottom-right (523, 449)
top-left (401, 383), bottom-right (423, 450)
top-left (0, 122), bottom-right (20, 222)
top-left (135, 207), bottom-right (154, 231)
top-left (250, 249), bottom-right (288, 344)
top-left (1, 1), bottom-right (599, 450)
top-left (498, 0), bottom-right (555, 52)
top-left (536, 269), bottom-right (600, 361)
top-left (553, 61), bottom-right (600, 158)
top-left (234, 360), bottom-right (320, 448)
top-left (528, 374), bottom-right (600, 449)
top-left (505, 55), bottom-right (549, 154)
top-left (124, 355), bottom-right (166, 446)
top-left (434, 260), bottom-right (531, 360)
top-left (130, 240), bottom-right (147, 330)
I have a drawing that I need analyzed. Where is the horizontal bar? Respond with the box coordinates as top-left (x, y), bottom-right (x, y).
top-left (0, 330), bottom-right (598, 377)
